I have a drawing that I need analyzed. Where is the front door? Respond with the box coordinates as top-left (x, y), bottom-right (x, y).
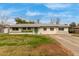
top-left (34, 27), bottom-right (38, 34)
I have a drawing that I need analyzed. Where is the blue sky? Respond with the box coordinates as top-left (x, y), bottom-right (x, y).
top-left (0, 3), bottom-right (79, 24)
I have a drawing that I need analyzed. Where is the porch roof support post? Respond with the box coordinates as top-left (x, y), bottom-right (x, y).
top-left (33, 27), bottom-right (35, 34)
top-left (19, 28), bottom-right (21, 32)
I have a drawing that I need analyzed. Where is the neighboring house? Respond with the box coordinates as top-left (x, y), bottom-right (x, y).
top-left (73, 26), bottom-right (79, 33)
top-left (2, 24), bottom-right (69, 34)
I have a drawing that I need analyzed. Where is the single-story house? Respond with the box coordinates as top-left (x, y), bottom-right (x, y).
top-left (1, 24), bottom-right (69, 34)
top-left (73, 26), bottom-right (79, 33)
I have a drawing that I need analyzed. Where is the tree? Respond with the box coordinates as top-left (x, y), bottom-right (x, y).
top-left (77, 24), bottom-right (79, 26)
top-left (15, 17), bottom-right (25, 24)
top-left (50, 18), bottom-right (53, 24)
top-left (15, 17), bottom-right (35, 24)
top-left (37, 19), bottom-right (40, 24)
top-left (69, 22), bottom-right (76, 27)
top-left (56, 17), bottom-right (60, 24)
top-left (69, 22), bottom-right (76, 33)
top-left (0, 15), bottom-right (9, 25)
top-left (0, 15), bottom-right (10, 33)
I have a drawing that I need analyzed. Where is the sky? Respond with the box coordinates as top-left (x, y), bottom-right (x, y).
top-left (0, 3), bottom-right (79, 24)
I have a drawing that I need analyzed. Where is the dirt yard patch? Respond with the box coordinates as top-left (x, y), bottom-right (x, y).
top-left (31, 44), bottom-right (73, 56)
top-left (0, 44), bottom-right (73, 56)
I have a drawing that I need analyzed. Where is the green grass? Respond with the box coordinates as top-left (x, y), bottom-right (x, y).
top-left (22, 30), bottom-right (33, 32)
top-left (0, 34), bottom-right (72, 56)
top-left (0, 34), bottom-right (56, 47)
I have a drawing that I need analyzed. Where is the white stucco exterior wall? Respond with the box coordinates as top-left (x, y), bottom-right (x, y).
top-left (9, 28), bottom-right (21, 33)
top-left (9, 28), bottom-right (34, 34)
top-left (38, 27), bottom-right (58, 34)
top-left (64, 28), bottom-right (69, 32)
top-left (4, 28), bottom-right (8, 33)
top-left (56, 27), bottom-right (69, 34)
top-left (64, 28), bottom-right (69, 33)
top-left (38, 27), bottom-right (69, 34)
top-left (8, 27), bottom-right (69, 34)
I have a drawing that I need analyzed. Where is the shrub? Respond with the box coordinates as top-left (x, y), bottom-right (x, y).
top-left (22, 30), bottom-right (33, 32)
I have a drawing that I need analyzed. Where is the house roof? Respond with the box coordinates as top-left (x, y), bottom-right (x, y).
top-left (8, 24), bottom-right (69, 28)
top-left (74, 26), bottom-right (79, 29)
top-left (0, 24), bottom-right (9, 28)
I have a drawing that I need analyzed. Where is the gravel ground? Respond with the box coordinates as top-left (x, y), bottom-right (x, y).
top-left (49, 34), bottom-right (79, 56)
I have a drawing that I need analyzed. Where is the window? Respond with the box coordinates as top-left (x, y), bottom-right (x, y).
top-left (50, 28), bottom-right (54, 31)
top-left (12, 27), bottom-right (18, 31)
top-left (22, 27), bottom-right (26, 30)
top-left (43, 28), bottom-right (47, 31)
top-left (27, 27), bottom-right (32, 30)
top-left (59, 27), bottom-right (64, 31)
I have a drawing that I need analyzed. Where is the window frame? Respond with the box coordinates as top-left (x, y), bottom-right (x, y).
top-left (50, 28), bottom-right (54, 31)
top-left (12, 27), bottom-right (19, 31)
top-left (59, 27), bottom-right (64, 31)
top-left (27, 27), bottom-right (32, 30)
top-left (22, 27), bottom-right (26, 30)
top-left (43, 28), bottom-right (47, 31)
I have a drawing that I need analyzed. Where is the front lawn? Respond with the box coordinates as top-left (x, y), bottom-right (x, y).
top-left (0, 34), bottom-right (73, 56)
top-left (0, 34), bottom-right (55, 47)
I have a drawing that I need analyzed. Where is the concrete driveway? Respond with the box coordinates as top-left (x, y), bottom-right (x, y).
top-left (49, 34), bottom-right (79, 56)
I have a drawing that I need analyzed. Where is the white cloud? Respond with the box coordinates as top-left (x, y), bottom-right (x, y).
top-left (40, 11), bottom-right (77, 24)
top-left (25, 10), bottom-right (75, 24)
top-left (0, 8), bottom-right (23, 17)
top-left (46, 12), bottom-right (73, 18)
top-left (44, 4), bottom-right (71, 9)
top-left (6, 18), bottom-right (15, 25)
top-left (0, 8), bottom-right (22, 24)
top-left (26, 11), bottom-right (42, 16)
